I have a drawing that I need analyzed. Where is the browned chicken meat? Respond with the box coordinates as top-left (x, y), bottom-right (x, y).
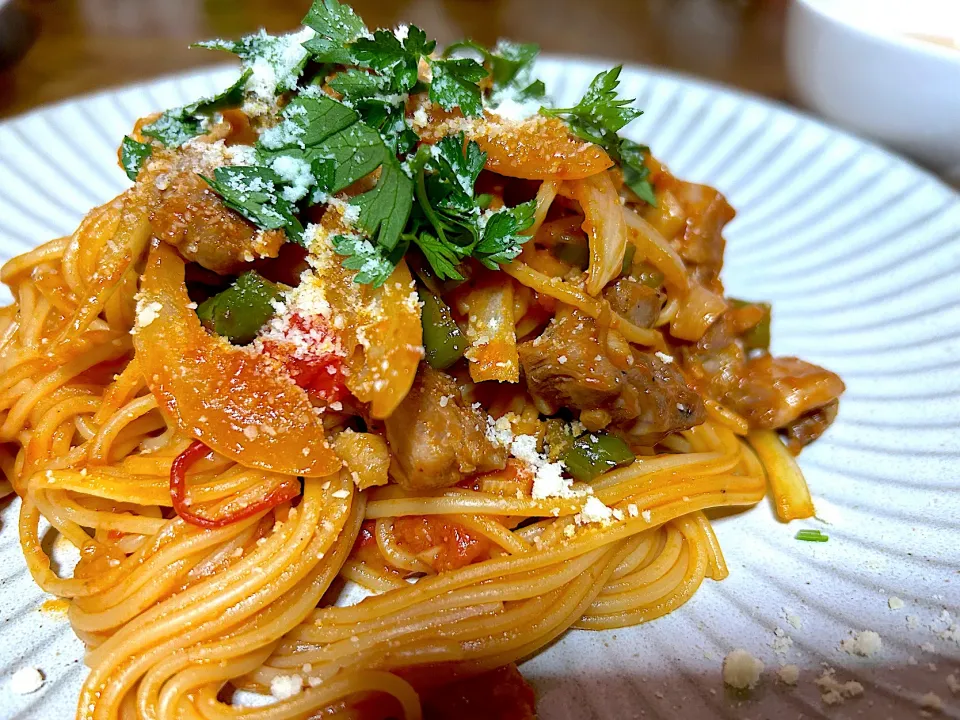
top-left (602, 277), bottom-right (662, 328)
top-left (671, 182), bottom-right (735, 289)
top-left (142, 145), bottom-right (284, 274)
top-left (385, 366), bottom-right (507, 489)
top-left (518, 308), bottom-right (705, 445)
top-left (683, 310), bottom-right (845, 448)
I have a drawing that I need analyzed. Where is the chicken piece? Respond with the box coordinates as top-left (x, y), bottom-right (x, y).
top-left (723, 355), bottom-right (845, 431)
top-left (384, 366), bottom-right (507, 489)
top-left (603, 277), bottom-right (662, 328)
top-left (672, 181), bottom-right (735, 288)
top-left (782, 399), bottom-right (839, 454)
top-left (518, 308), bottom-right (704, 444)
top-left (143, 144), bottom-right (284, 274)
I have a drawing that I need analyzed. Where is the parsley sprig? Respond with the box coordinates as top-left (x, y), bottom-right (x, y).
top-left (542, 66), bottom-right (656, 205)
top-left (141, 69), bottom-right (251, 147)
top-left (444, 39), bottom-right (546, 102)
top-left (141, 0), bottom-right (655, 287)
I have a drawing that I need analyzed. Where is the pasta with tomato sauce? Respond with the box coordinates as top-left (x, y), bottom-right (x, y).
top-left (0, 3), bottom-right (843, 719)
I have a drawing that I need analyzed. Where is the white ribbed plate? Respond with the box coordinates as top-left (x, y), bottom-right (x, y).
top-left (1, 59), bottom-right (958, 720)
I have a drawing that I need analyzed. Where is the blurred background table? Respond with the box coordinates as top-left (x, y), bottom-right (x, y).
top-left (0, 0), bottom-right (787, 119)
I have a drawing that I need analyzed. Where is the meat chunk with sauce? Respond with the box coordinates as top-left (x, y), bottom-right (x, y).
top-left (603, 277), bottom-right (662, 328)
top-left (682, 312), bottom-right (844, 440)
top-left (384, 366), bottom-right (507, 489)
top-left (518, 308), bottom-right (704, 444)
top-left (142, 145), bottom-right (284, 274)
top-left (721, 355), bottom-right (845, 432)
top-left (671, 181), bottom-right (735, 288)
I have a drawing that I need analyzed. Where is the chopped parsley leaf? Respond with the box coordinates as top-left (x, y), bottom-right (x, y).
top-left (351, 29), bottom-right (432, 93)
top-left (429, 132), bottom-right (487, 206)
top-left (119, 136), bottom-right (153, 181)
top-left (196, 30), bottom-right (311, 95)
top-left (445, 39), bottom-right (545, 102)
top-left (332, 234), bottom-right (406, 286)
top-left (169, 2), bottom-right (657, 284)
top-left (429, 58), bottom-right (487, 117)
top-left (413, 232), bottom-right (466, 281)
top-left (795, 529), bottom-right (829, 542)
top-left (302, 0), bottom-right (368, 64)
top-left (475, 201), bottom-right (536, 268)
top-left (201, 165), bottom-right (305, 245)
top-left (542, 66), bottom-right (657, 204)
top-left (349, 156), bottom-right (413, 251)
top-left (142, 69), bottom-right (251, 147)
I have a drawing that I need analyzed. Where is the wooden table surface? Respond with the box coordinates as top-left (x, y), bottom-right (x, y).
top-left (0, 0), bottom-right (789, 119)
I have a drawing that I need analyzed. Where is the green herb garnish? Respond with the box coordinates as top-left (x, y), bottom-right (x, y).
top-left (542, 66), bottom-right (656, 204)
top-left (200, 166), bottom-right (305, 245)
top-left (119, 136), bottom-right (153, 181)
top-left (445, 39), bottom-right (546, 101)
top-left (795, 529), bottom-right (829, 542)
top-left (142, 69), bottom-right (252, 147)
top-left (164, 0), bottom-right (652, 285)
top-left (429, 58), bottom-right (488, 117)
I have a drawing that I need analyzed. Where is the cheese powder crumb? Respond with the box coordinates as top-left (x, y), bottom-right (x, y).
top-left (839, 630), bottom-right (882, 657)
top-left (507, 433), bottom-right (577, 501)
top-left (777, 664), bottom-right (799, 686)
top-left (270, 674), bottom-right (303, 699)
top-left (10, 667), bottom-right (44, 695)
top-left (722, 649), bottom-right (764, 690)
top-left (136, 300), bottom-right (163, 328)
top-left (815, 668), bottom-right (863, 706)
top-left (919, 692), bottom-right (943, 713)
top-left (578, 496), bottom-right (614, 525)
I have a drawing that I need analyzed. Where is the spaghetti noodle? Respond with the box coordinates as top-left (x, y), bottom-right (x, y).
top-left (0, 4), bottom-right (844, 719)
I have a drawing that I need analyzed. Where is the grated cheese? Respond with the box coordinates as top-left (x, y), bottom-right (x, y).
top-left (331, 489), bottom-right (349, 499)
top-left (577, 496), bottom-right (614, 525)
top-left (489, 96), bottom-right (543, 122)
top-left (888, 596), bottom-right (905, 610)
top-left (771, 627), bottom-right (793, 655)
top-left (10, 667), bottom-right (44, 695)
top-left (270, 155), bottom-right (315, 202)
top-left (777, 664), bottom-right (799, 686)
top-left (722, 649), bottom-right (763, 690)
top-left (641, 509), bottom-right (652, 523)
top-left (839, 629), bottom-right (882, 657)
top-left (919, 692), bottom-right (943, 713)
top-left (136, 300), bottom-right (163, 329)
top-left (269, 674), bottom-right (303, 699)
top-left (946, 674), bottom-right (959, 694)
top-left (815, 668), bottom-right (863, 706)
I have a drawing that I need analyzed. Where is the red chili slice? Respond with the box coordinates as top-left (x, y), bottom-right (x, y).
top-left (170, 440), bottom-right (300, 529)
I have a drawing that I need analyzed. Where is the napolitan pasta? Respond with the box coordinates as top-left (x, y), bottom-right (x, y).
top-left (0, 2), bottom-right (845, 718)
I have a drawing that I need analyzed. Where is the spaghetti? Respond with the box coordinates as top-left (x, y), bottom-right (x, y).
top-left (0, 4), bottom-right (843, 719)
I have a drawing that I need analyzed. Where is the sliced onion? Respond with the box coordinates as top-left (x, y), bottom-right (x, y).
top-left (134, 243), bottom-right (340, 478)
top-left (570, 172), bottom-right (627, 296)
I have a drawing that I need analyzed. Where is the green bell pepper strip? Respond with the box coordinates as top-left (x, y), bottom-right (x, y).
top-left (417, 287), bottom-right (466, 370)
top-left (561, 432), bottom-right (635, 482)
top-left (632, 261), bottom-right (664, 289)
top-left (196, 271), bottom-right (283, 345)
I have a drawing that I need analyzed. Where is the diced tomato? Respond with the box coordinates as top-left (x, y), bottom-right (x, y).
top-left (391, 516), bottom-right (491, 572)
top-left (259, 312), bottom-right (349, 405)
top-left (421, 664), bottom-right (537, 720)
